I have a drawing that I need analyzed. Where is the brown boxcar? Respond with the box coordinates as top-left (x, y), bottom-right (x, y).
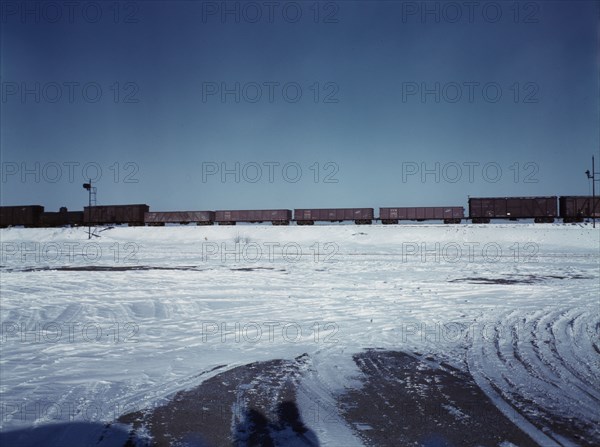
top-left (215, 209), bottom-right (291, 225)
top-left (380, 207), bottom-right (464, 224)
top-left (84, 204), bottom-right (149, 226)
top-left (40, 208), bottom-right (84, 227)
top-left (469, 197), bottom-right (557, 223)
top-left (559, 196), bottom-right (600, 222)
top-left (144, 211), bottom-right (215, 226)
top-left (0, 205), bottom-right (44, 227)
top-left (294, 208), bottom-right (374, 224)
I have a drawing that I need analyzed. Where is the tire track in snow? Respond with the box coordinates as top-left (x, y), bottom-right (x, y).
top-left (467, 307), bottom-right (600, 446)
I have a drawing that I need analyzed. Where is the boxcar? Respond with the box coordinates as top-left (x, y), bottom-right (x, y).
top-left (215, 209), bottom-right (291, 225)
top-left (469, 197), bottom-right (557, 223)
top-left (144, 211), bottom-right (215, 226)
top-left (0, 205), bottom-right (44, 227)
top-left (84, 204), bottom-right (149, 226)
top-left (380, 207), bottom-right (464, 224)
top-left (294, 208), bottom-right (374, 225)
top-left (559, 196), bottom-right (600, 222)
top-left (40, 208), bottom-right (84, 227)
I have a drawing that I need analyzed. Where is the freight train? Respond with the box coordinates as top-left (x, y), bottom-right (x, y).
top-left (1, 196), bottom-right (599, 228)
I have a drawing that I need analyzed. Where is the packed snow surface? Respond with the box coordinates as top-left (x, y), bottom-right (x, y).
top-left (1, 223), bottom-right (598, 445)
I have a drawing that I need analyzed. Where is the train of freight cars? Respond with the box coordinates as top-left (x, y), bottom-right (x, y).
top-left (0, 196), bottom-right (598, 228)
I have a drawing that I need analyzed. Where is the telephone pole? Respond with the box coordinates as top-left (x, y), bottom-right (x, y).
top-left (585, 156), bottom-right (599, 228)
top-left (83, 180), bottom-right (96, 239)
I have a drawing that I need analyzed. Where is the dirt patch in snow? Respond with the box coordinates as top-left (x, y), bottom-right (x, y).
top-left (119, 354), bottom-right (317, 446)
top-left (337, 350), bottom-right (539, 447)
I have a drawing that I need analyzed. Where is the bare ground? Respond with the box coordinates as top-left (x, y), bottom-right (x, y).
top-left (113, 349), bottom-right (561, 446)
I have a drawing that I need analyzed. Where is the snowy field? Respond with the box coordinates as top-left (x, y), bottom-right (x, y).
top-left (0, 223), bottom-right (598, 446)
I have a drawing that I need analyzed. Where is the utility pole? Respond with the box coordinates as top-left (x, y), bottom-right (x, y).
top-left (585, 156), bottom-right (599, 228)
top-left (83, 180), bottom-right (96, 239)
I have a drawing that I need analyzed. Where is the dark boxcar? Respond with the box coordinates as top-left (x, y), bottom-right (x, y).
top-left (380, 207), bottom-right (464, 224)
top-left (469, 197), bottom-right (557, 223)
top-left (294, 208), bottom-right (374, 225)
top-left (84, 204), bottom-right (149, 226)
top-left (41, 208), bottom-right (84, 227)
top-left (559, 196), bottom-right (600, 222)
top-left (0, 205), bottom-right (44, 227)
top-left (144, 211), bottom-right (215, 226)
top-left (215, 209), bottom-right (291, 225)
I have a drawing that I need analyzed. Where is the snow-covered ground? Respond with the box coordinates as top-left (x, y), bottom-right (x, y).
top-left (1, 223), bottom-right (598, 446)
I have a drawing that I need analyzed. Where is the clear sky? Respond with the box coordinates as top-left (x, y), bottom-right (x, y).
top-left (1, 0), bottom-right (599, 212)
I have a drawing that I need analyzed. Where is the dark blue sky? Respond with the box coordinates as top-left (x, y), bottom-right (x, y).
top-left (1, 0), bottom-right (599, 211)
